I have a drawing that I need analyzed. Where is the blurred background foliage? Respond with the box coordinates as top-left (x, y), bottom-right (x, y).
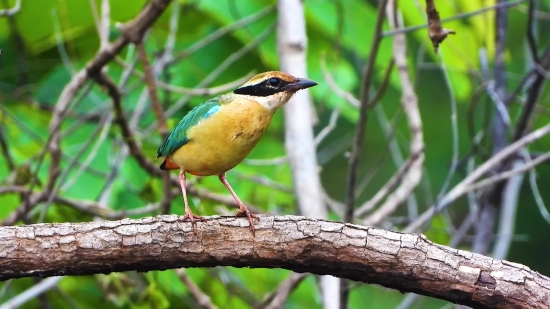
top-left (1, 0), bottom-right (550, 308)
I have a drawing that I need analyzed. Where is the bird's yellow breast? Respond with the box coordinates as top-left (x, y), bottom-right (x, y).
top-left (170, 98), bottom-right (275, 176)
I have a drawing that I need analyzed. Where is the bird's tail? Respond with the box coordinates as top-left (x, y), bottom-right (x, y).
top-left (159, 157), bottom-right (179, 170)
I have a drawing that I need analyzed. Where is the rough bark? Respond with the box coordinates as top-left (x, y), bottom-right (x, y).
top-left (0, 216), bottom-right (548, 309)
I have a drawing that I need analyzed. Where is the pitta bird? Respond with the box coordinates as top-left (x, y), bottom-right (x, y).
top-left (157, 71), bottom-right (318, 234)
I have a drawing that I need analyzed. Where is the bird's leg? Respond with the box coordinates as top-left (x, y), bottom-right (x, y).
top-left (218, 172), bottom-right (258, 235)
top-left (179, 169), bottom-right (204, 233)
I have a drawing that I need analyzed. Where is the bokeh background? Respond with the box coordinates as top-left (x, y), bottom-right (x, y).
top-left (1, 0), bottom-right (550, 308)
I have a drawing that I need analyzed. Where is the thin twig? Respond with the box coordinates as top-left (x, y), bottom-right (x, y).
top-left (513, 47), bottom-right (550, 141)
top-left (162, 24), bottom-right (275, 120)
top-left (374, 104), bottom-right (419, 219)
top-left (56, 195), bottom-right (160, 219)
top-left (320, 58), bottom-right (360, 107)
top-left (258, 273), bottom-right (308, 309)
top-left (0, 105), bottom-right (108, 181)
top-left (243, 156), bottom-right (288, 166)
top-left (382, 0), bottom-right (527, 37)
top-left (60, 114), bottom-right (114, 192)
top-left (404, 123), bottom-right (550, 233)
top-left (115, 59), bottom-right (252, 95)
top-left (492, 159), bottom-right (524, 260)
top-left (344, 0), bottom-right (388, 223)
top-left (175, 269), bottom-right (218, 309)
top-left (136, 43), bottom-right (169, 137)
top-left (233, 172), bottom-right (293, 193)
top-left (356, 153), bottom-right (420, 218)
top-left (315, 104), bottom-right (341, 146)
top-left (526, 0), bottom-right (538, 62)
top-left (395, 294), bottom-right (420, 309)
top-left (0, 277), bottom-right (63, 309)
top-left (136, 42), bottom-right (174, 215)
top-left (517, 3), bottom-right (550, 19)
top-left (362, 0), bottom-right (424, 227)
top-left (52, 9), bottom-right (76, 74)
top-left (0, 115), bottom-right (14, 171)
top-left (38, 112), bottom-right (113, 223)
top-left (322, 63), bottom-right (413, 216)
top-left (207, 268), bottom-right (260, 306)
top-left (473, 0), bottom-right (510, 254)
top-left (0, 186), bottom-right (160, 220)
top-left (525, 152), bottom-right (550, 225)
top-left (100, 0), bottom-right (110, 51)
top-left (0, 0), bottom-right (20, 16)
top-left (168, 6), bottom-right (275, 65)
top-left (341, 0), bottom-right (388, 306)
top-left (96, 72), bottom-right (161, 176)
top-left (0, 0), bottom-right (26, 85)
top-left (435, 59), bottom-right (460, 207)
top-left (463, 152), bottom-right (550, 193)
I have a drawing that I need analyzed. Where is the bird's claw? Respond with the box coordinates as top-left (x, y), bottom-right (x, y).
top-left (180, 213), bottom-right (205, 234)
top-left (236, 207), bottom-right (258, 236)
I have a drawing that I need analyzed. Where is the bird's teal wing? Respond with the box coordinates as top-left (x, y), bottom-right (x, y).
top-left (157, 98), bottom-right (221, 158)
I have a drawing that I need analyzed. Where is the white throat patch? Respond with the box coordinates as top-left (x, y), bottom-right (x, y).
top-left (236, 92), bottom-right (292, 111)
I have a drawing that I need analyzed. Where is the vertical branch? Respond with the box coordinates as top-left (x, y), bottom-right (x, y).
top-left (492, 159), bottom-right (524, 260)
top-left (276, 0), bottom-right (337, 308)
top-left (136, 43), bottom-right (169, 137)
top-left (0, 115), bottom-right (15, 171)
top-left (341, 0), bottom-right (388, 307)
top-left (473, 0), bottom-right (509, 255)
top-left (491, 1), bottom-right (509, 155)
top-left (526, 0), bottom-right (537, 62)
top-left (259, 273), bottom-right (308, 309)
top-left (0, 0), bottom-right (27, 85)
top-left (0, 0), bottom-right (19, 16)
top-left (513, 48), bottom-right (550, 141)
top-left (134, 3), bottom-right (181, 214)
top-left (276, 0), bottom-right (325, 234)
top-left (99, 0), bottom-right (110, 51)
top-left (175, 269), bottom-right (218, 309)
top-left (362, 0), bottom-right (424, 227)
top-left (344, 0), bottom-right (387, 223)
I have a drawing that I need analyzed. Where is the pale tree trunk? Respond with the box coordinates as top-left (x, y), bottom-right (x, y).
top-left (276, 0), bottom-right (340, 308)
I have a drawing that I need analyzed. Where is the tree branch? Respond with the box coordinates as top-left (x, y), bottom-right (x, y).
top-left (404, 123), bottom-right (550, 233)
top-left (473, 0), bottom-right (510, 255)
top-left (175, 269), bottom-right (218, 309)
top-left (361, 0), bottom-right (424, 227)
top-left (277, 0), bottom-right (337, 307)
top-left (0, 216), bottom-right (548, 309)
top-left (0, 0), bottom-right (20, 17)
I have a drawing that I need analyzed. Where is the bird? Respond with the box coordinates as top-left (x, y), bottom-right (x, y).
top-left (156, 71), bottom-right (318, 235)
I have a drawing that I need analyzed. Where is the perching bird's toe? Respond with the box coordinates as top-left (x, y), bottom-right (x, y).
top-left (236, 206), bottom-right (258, 236)
top-left (181, 213), bottom-right (205, 234)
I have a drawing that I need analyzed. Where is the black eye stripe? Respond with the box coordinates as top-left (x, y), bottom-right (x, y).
top-left (234, 79), bottom-right (290, 97)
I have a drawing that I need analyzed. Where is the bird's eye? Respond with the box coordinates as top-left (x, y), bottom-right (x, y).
top-left (267, 78), bottom-right (281, 87)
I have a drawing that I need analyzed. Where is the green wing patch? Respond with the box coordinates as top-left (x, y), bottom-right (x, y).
top-left (156, 98), bottom-right (221, 158)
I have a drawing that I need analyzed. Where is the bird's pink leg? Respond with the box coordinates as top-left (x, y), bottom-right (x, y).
top-left (218, 172), bottom-right (258, 235)
top-left (179, 169), bottom-right (204, 233)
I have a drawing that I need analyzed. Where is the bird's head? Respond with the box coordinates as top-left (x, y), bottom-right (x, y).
top-left (232, 71), bottom-right (317, 110)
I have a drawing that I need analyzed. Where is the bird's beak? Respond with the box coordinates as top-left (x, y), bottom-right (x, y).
top-left (286, 78), bottom-right (318, 91)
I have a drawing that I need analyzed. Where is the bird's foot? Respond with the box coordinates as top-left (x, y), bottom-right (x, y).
top-left (180, 212), bottom-right (205, 234)
top-left (236, 206), bottom-right (259, 236)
